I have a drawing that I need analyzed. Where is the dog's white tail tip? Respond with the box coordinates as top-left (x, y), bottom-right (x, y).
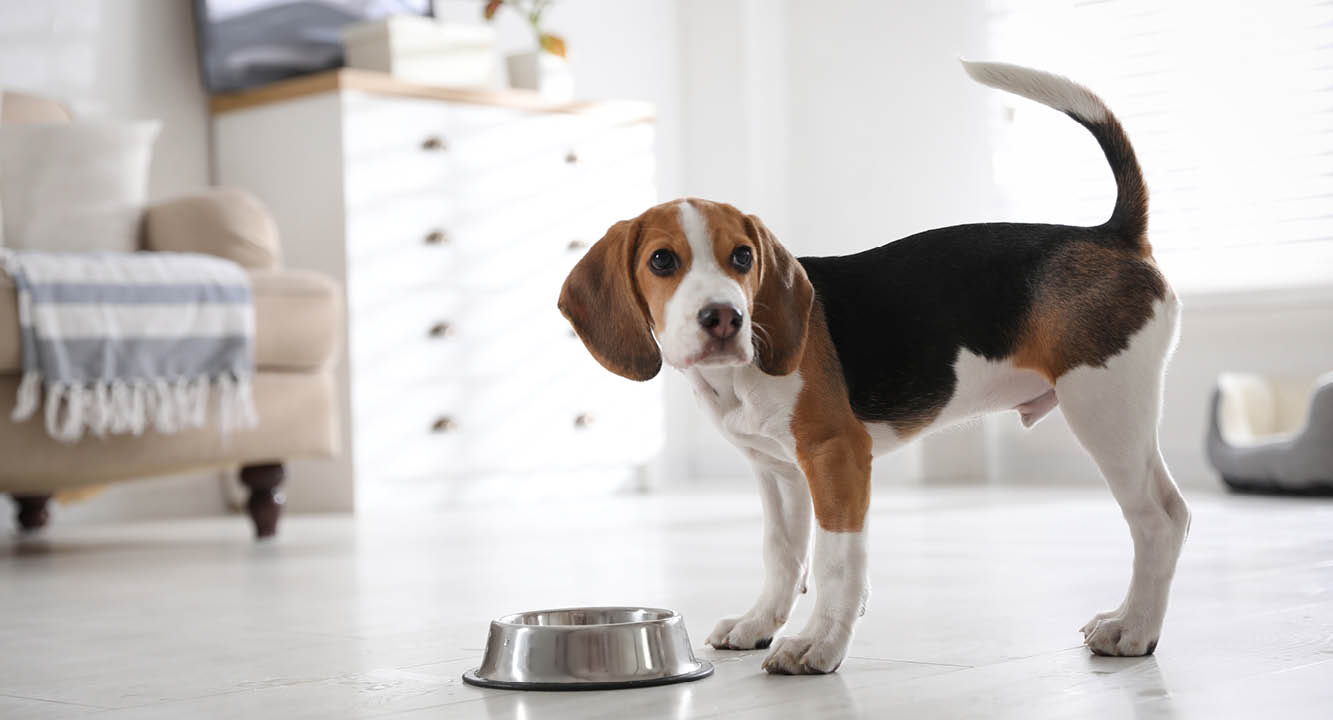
top-left (959, 59), bottom-right (1109, 124)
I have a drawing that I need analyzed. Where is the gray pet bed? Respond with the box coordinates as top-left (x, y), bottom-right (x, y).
top-left (1208, 372), bottom-right (1333, 495)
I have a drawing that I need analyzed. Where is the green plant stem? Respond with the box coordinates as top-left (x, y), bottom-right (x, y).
top-left (498, 0), bottom-right (552, 49)
top-left (529, 0), bottom-right (551, 33)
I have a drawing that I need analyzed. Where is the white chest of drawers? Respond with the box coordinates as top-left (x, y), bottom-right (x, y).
top-left (213, 70), bottom-right (663, 508)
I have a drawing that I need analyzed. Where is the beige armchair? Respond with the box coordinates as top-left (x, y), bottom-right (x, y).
top-left (0, 90), bottom-right (342, 538)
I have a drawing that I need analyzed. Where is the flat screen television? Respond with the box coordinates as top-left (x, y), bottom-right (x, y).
top-left (194, 0), bottom-right (434, 93)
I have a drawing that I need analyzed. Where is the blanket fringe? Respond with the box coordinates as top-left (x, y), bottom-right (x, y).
top-left (13, 373), bottom-right (258, 443)
top-left (12, 372), bottom-right (39, 422)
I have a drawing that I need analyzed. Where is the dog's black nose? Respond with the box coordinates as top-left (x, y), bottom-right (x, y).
top-left (698, 303), bottom-right (743, 340)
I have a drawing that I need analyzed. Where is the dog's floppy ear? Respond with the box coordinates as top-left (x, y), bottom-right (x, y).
top-left (558, 218), bottom-right (662, 381)
top-left (747, 215), bottom-right (813, 376)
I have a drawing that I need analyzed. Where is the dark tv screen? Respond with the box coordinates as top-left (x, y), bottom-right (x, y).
top-left (194, 0), bottom-right (434, 93)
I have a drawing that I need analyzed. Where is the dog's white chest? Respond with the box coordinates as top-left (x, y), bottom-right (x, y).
top-left (687, 366), bottom-right (802, 463)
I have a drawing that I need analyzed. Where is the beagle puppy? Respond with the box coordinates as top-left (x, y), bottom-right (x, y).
top-left (559, 61), bottom-right (1189, 674)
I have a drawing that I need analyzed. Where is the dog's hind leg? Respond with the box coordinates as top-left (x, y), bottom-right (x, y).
top-left (707, 458), bottom-right (813, 650)
top-left (1054, 297), bottom-right (1190, 656)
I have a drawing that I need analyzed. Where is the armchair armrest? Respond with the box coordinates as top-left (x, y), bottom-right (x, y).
top-left (144, 188), bottom-right (282, 269)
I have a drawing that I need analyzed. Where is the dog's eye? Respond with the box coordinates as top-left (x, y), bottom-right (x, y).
top-left (731, 246), bottom-right (753, 272)
top-left (648, 249), bottom-right (678, 276)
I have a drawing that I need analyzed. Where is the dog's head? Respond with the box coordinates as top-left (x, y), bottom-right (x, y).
top-left (558, 198), bottom-right (814, 381)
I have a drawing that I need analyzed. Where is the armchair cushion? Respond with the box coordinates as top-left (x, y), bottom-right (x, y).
top-left (0, 121), bottom-right (159, 251)
top-left (144, 188), bottom-right (282, 269)
top-left (0, 268), bottom-right (340, 374)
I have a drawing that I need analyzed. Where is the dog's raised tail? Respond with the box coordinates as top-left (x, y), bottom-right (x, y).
top-left (961, 59), bottom-right (1148, 252)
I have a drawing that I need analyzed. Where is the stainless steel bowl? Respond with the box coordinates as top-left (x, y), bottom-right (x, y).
top-left (462, 606), bottom-right (713, 691)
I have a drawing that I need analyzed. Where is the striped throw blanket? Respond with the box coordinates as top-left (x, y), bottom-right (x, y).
top-left (0, 249), bottom-right (257, 442)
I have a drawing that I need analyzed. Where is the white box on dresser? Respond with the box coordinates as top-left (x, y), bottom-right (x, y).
top-left (212, 70), bottom-right (663, 510)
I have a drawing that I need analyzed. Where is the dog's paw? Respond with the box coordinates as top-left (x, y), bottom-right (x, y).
top-left (1083, 613), bottom-right (1159, 656)
top-left (706, 613), bottom-right (781, 650)
top-left (760, 633), bottom-right (848, 674)
top-left (1080, 609), bottom-right (1120, 637)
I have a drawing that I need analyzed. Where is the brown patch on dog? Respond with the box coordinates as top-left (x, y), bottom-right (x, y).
top-left (791, 298), bottom-right (873, 532)
top-left (559, 217), bottom-right (660, 380)
top-left (885, 405), bottom-right (946, 441)
top-left (745, 213), bottom-right (813, 376)
top-left (560, 202), bottom-right (696, 381)
top-left (1013, 241), bottom-right (1167, 382)
top-left (633, 213), bottom-right (692, 333)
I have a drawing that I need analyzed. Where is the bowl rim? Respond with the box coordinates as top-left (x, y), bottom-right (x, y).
top-left (491, 605), bottom-right (680, 629)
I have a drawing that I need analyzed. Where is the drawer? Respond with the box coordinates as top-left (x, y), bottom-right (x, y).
top-left (540, 379), bottom-right (666, 470)
top-left (353, 373), bottom-right (664, 479)
top-left (343, 132), bottom-right (603, 219)
top-left (436, 182), bottom-right (658, 292)
top-left (346, 192), bottom-right (455, 255)
top-left (345, 212), bottom-right (584, 301)
top-left (441, 123), bottom-right (654, 218)
top-left (351, 375), bottom-right (578, 477)
top-left (394, 210), bottom-right (589, 295)
top-left (342, 106), bottom-right (652, 212)
top-left (342, 235), bottom-right (577, 314)
top-left (547, 182), bottom-right (660, 249)
top-left (341, 151), bottom-right (656, 282)
top-left (345, 238), bottom-right (456, 308)
top-left (442, 146), bottom-right (584, 214)
top-left (440, 112), bottom-right (581, 176)
top-left (354, 414), bottom-right (521, 481)
top-left (349, 286), bottom-right (575, 384)
top-left (341, 93), bottom-right (522, 163)
top-left (343, 102), bottom-right (582, 208)
top-left (343, 153), bottom-right (452, 212)
top-left (344, 189), bottom-right (616, 301)
top-left (565, 122), bottom-right (654, 174)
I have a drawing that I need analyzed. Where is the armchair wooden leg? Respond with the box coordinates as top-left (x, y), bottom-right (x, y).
top-left (11, 494), bottom-right (51, 533)
top-left (239, 464), bottom-right (285, 539)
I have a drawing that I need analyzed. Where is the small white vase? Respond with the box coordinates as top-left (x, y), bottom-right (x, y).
top-left (506, 50), bottom-right (574, 101)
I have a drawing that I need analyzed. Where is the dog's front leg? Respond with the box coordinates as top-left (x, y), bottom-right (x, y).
top-left (707, 459), bottom-right (812, 650)
top-left (762, 435), bottom-right (871, 675)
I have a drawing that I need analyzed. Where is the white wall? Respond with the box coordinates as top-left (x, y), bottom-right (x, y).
top-left (783, 0), bottom-right (1001, 252)
top-left (0, 0), bottom-right (210, 197)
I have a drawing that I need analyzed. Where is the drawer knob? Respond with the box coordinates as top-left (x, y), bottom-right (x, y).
top-left (564, 150), bottom-right (579, 164)
top-left (424, 229), bottom-right (448, 245)
top-left (427, 321), bottom-right (454, 339)
top-left (421, 135), bottom-right (448, 151)
top-left (431, 416), bottom-right (457, 433)
top-left (566, 239), bottom-right (589, 251)
top-left (573, 412), bottom-right (595, 429)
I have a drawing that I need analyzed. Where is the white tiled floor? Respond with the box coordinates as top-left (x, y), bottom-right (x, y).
top-left (2, 487), bottom-right (1331, 719)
